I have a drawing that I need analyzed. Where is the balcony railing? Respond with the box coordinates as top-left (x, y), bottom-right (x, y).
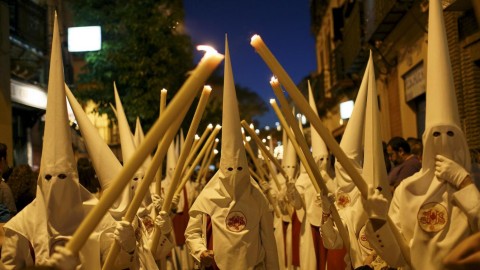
top-left (9, 0), bottom-right (47, 54)
top-left (363, 0), bottom-right (415, 42)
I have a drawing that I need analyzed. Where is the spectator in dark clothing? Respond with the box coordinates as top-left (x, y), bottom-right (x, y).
top-left (8, 164), bottom-right (36, 212)
top-left (406, 137), bottom-right (423, 162)
top-left (0, 143), bottom-right (13, 181)
top-left (77, 157), bottom-right (101, 195)
top-left (387, 137), bottom-right (422, 191)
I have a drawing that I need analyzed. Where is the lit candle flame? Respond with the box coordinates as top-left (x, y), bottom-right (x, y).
top-left (207, 123), bottom-right (213, 129)
top-left (270, 76), bottom-right (278, 84)
top-left (270, 99), bottom-right (276, 104)
top-left (215, 124), bottom-right (222, 130)
top-left (251, 34), bottom-right (261, 43)
top-left (197, 45), bottom-right (218, 57)
top-left (161, 88), bottom-right (167, 93)
top-left (215, 138), bottom-right (219, 143)
top-left (204, 85), bottom-right (212, 91)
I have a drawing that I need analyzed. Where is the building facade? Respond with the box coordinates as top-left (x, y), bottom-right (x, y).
top-left (310, 0), bottom-right (480, 159)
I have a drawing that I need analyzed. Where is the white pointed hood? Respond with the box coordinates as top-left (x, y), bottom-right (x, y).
top-left (37, 13), bottom-right (86, 237)
top-left (362, 52), bottom-right (391, 200)
top-left (164, 142), bottom-right (178, 183)
top-left (134, 117), bottom-right (152, 169)
top-left (283, 137), bottom-right (298, 179)
top-left (114, 84), bottom-right (145, 193)
top-left (113, 83), bottom-right (136, 163)
top-left (308, 81), bottom-right (329, 170)
top-left (335, 58), bottom-right (370, 195)
top-left (421, 0), bottom-right (470, 171)
top-left (406, 0), bottom-right (470, 196)
top-left (218, 36), bottom-right (251, 200)
top-left (268, 137), bottom-right (277, 175)
top-left (134, 117), bottom-right (142, 148)
top-left (65, 85), bottom-right (131, 220)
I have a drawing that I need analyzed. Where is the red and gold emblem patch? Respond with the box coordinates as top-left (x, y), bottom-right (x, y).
top-left (336, 192), bottom-right (351, 209)
top-left (417, 202), bottom-right (448, 233)
top-left (226, 211), bottom-right (247, 232)
top-left (358, 225), bottom-right (373, 251)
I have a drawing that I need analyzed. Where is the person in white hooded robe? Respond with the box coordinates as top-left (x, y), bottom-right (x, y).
top-left (319, 53), bottom-right (391, 270)
top-left (269, 135), bottom-right (294, 270)
top-left (1, 14), bottom-right (132, 270)
top-left (66, 86), bottom-right (175, 270)
top-left (184, 36), bottom-right (278, 270)
top-left (293, 81), bottom-right (346, 270)
top-left (363, 1), bottom-right (480, 269)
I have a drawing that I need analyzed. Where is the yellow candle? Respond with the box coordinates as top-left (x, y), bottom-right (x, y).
top-left (270, 99), bottom-right (350, 250)
top-left (148, 87), bottom-right (212, 254)
top-left (174, 126), bottom-right (220, 196)
top-left (251, 35), bottom-right (368, 198)
top-left (199, 139), bottom-right (219, 185)
top-left (102, 106), bottom-right (187, 269)
top-left (66, 46), bottom-right (223, 254)
top-left (156, 88), bottom-right (168, 195)
top-left (185, 124), bottom-right (213, 170)
top-left (240, 121), bottom-right (289, 183)
top-left (269, 97), bottom-right (321, 193)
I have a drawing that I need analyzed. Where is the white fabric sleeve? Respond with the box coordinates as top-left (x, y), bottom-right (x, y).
top-left (152, 233), bottom-right (175, 260)
top-left (291, 184), bottom-right (305, 210)
top-left (364, 194), bottom-right (407, 268)
top-left (1, 229), bottom-right (33, 269)
top-left (260, 203), bottom-right (279, 269)
top-left (453, 184), bottom-right (480, 230)
top-left (99, 226), bottom-right (136, 269)
top-left (319, 218), bottom-right (343, 249)
top-left (184, 212), bottom-right (207, 262)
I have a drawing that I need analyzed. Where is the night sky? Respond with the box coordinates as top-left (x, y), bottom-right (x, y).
top-left (183, 0), bottom-right (317, 128)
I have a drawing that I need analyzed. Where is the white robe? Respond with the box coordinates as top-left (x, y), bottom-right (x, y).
top-left (161, 178), bottom-right (197, 270)
top-left (1, 196), bottom-right (132, 269)
top-left (185, 174), bottom-right (279, 270)
top-left (365, 174), bottom-right (480, 270)
top-left (320, 192), bottom-right (370, 269)
top-left (270, 173), bottom-right (289, 270)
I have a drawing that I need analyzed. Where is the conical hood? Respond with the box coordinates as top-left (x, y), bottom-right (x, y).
top-left (420, 0), bottom-right (470, 171)
top-left (133, 117), bottom-right (152, 168)
top-left (281, 129), bottom-right (287, 164)
top-left (165, 141), bottom-right (177, 181)
top-left (219, 35), bottom-right (250, 199)
top-left (65, 85), bottom-right (131, 220)
top-left (362, 52), bottom-right (390, 199)
top-left (134, 117), bottom-right (142, 148)
top-left (113, 83), bottom-right (136, 163)
top-left (335, 58), bottom-right (370, 195)
top-left (308, 81), bottom-right (328, 159)
top-left (283, 137), bottom-right (297, 179)
top-left (38, 13), bottom-right (85, 236)
top-left (426, 0), bottom-right (460, 128)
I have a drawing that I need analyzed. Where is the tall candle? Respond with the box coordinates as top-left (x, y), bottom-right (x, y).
top-left (156, 88), bottom-right (168, 195)
top-left (251, 35), bottom-right (368, 198)
top-left (270, 95), bottom-right (351, 251)
top-left (66, 46), bottom-right (223, 254)
top-left (102, 105), bottom-right (187, 270)
top-left (240, 121), bottom-right (288, 182)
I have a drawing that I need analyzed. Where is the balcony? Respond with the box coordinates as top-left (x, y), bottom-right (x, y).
top-left (342, 1), bottom-right (369, 75)
top-left (363, 0), bottom-right (416, 43)
top-left (8, 0), bottom-right (48, 82)
top-left (9, 0), bottom-right (47, 54)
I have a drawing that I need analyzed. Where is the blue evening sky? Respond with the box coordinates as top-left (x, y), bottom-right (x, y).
top-left (184, 0), bottom-right (317, 128)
